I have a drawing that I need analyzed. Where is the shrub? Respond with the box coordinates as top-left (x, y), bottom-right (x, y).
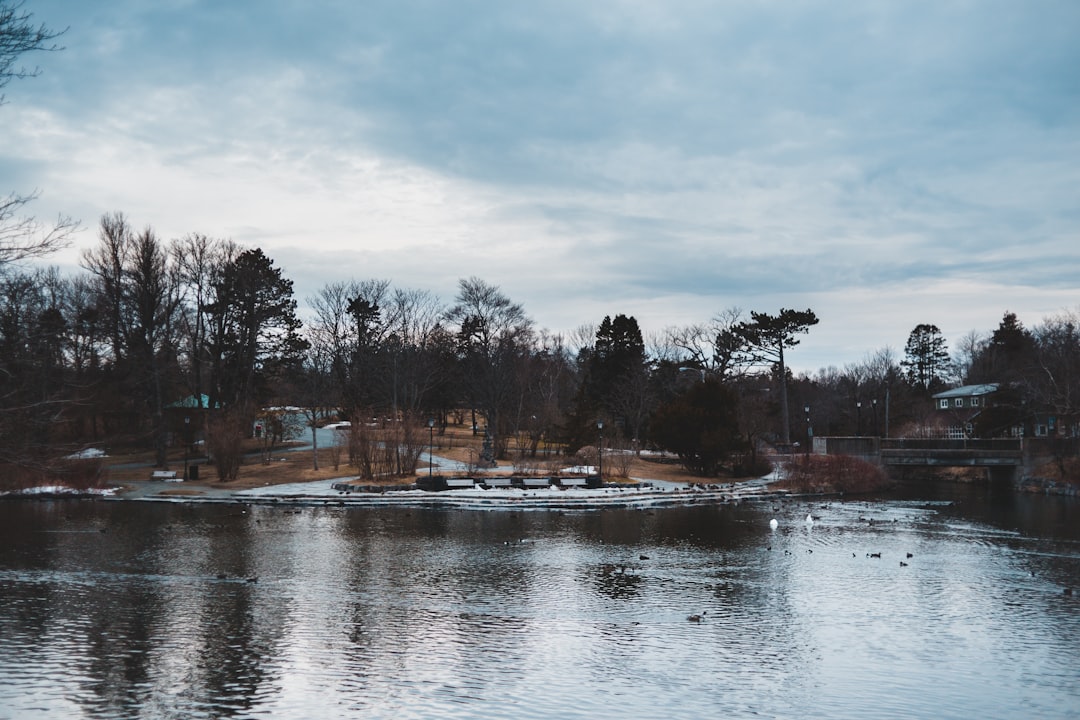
top-left (604, 442), bottom-right (635, 479)
top-left (206, 411), bottom-right (246, 481)
top-left (348, 414), bottom-right (427, 480)
top-left (778, 454), bottom-right (892, 494)
top-left (0, 458), bottom-right (107, 493)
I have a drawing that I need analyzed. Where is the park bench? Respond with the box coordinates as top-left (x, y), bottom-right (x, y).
top-left (150, 470), bottom-right (179, 481)
top-left (522, 478), bottom-right (550, 488)
top-left (559, 477), bottom-right (588, 488)
top-left (445, 478), bottom-right (476, 489)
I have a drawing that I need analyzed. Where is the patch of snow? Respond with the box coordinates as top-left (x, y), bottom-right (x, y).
top-left (3, 485), bottom-right (118, 496)
top-left (64, 448), bottom-right (107, 459)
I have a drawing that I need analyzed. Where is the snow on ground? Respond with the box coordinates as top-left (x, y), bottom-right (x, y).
top-left (237, 478), bottom-right (349, 497)
top-left (228, 474), bottom-right (782, 511)
top-left (3, 485), bottom-right (118, 497)
top-left (64, 448), bottom-right (108, 459)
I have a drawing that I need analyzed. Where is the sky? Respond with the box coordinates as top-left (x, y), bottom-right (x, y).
top-left (4, 0), bottom-right (1079, 373)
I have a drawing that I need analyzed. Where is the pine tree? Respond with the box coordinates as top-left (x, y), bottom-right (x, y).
top-left (901, 324), bottom-right (950, 391)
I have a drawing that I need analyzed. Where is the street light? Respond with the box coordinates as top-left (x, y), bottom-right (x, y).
top-left (872, 398), bottom-right (879, 437)
top-left (427, 417), bottom-right (435, 478)
top-left (183, 416), bottom-right (190, 480)
top-left (804, 405), bottom-right (811, 455)
top-left (856, 401), bottom-right (863, 437)
top-left (597, 420), bottom-right (604, 482)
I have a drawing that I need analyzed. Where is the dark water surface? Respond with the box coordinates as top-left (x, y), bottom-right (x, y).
top-left (1, 485), bottom-right (1078, 719)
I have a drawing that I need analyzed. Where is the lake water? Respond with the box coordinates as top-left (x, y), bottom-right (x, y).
top-left (1, 484), bottom-right (1078, 719)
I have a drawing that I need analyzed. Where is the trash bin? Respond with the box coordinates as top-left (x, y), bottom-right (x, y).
top-left (189, 464), bottom-right (199, 481)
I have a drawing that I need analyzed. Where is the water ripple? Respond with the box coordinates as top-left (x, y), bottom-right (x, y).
top-left (1, 495), bottom-right (1078, 719)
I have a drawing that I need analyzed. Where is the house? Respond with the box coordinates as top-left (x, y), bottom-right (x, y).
top-left (165, 394), bottom-right (220, 446)
top-left (932, 383), bottom-right (999, 438)
top-left (1029, 411), bottom-right (1080, 438)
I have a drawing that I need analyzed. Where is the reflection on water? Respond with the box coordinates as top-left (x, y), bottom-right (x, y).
top-left (1, 486), bottom-right (1078, 719)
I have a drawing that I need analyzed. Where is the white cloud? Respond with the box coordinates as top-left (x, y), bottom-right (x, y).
top-left (7, 0), bottom-right (1079, 371)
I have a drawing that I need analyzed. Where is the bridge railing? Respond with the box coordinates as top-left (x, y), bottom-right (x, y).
top-left (880, 438), bottom-right (1022, 453)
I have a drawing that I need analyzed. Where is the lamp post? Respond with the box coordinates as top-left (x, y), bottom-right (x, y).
top-left (884, 387), bottom-right (890, 439)
top-left (804, 405), bottom-right (811, 455)
top-left (856, 401), bottom-right (862, 437)
top-left (183, 416), bottom-right (190, 480)
top-left (872, 398), bottom-right (879, 437)
top-left (427, 417), bottom-right (435, 478)
top-left (597, 420), bottom-right (604, 482)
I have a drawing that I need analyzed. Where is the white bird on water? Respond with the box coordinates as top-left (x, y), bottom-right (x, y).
top-left (805, 513), bottom-right (814, 525)
top-left (769, 518), bottom-right (779, 531)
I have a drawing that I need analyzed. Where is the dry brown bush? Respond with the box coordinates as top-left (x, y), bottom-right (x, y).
top-left (605, 446), bottom-right (635, 478)
top-left (348, 415), bottom-right (427, 480)
top-left (577, 445), bottom-right (598, 468)
top-left (206, 411), bottom-right (246, 481)
top-left (777, 454), bottom-right (892, 494)
top-left (0, 458), bottom-right (107, 493)
top-left (511, 450), bottom-right (543, 476)
top-left (328, 427), bottom-right (348, 470)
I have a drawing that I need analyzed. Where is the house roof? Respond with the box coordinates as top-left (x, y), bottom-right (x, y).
top-left (932, 383), bottom-right (999, 399)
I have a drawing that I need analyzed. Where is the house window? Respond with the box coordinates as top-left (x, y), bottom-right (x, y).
top-left (1036, 424), bottom-right (1048, 437)
top-left (971, 397), bottom-right (980, 407)
top-left (939, 399), bottom-right (949, 409)
top-left (954, 398), bottom-right (963, 408)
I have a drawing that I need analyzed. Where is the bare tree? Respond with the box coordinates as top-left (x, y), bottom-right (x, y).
top-left (0, 3), bottom-right (76, 268)
top-left (951, 329), bottom-right (987, 385)
top-left (0, 192), bottom-right (78, 268)
top-left (81, 216), bottom-right (182, 466)
top-left (384, 286), bottom-right (447, 413)
top-left (663, 307), bottom-right (746, 381)
top-left (173, 233), bottom-right (239, 413)
top-left (445, 277), bottom-right (534, 458)
top-left (296, 326), bottom-right (337, 471)
top-left (1, 1), bottom-right (65, 95)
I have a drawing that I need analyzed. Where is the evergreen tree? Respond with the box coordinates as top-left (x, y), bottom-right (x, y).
top-left (987, 311), bottom-right (1035, 383)
top-left (735, 308), bottom-right (819, 444)
top-left (901, 323), bottom-right (950, 391)
top-left (563, 314), bottom-right (649, 450)
top-left (205, 248), bottom-right (305, 412)
top-left (652, 380), bottom-right (741, 476)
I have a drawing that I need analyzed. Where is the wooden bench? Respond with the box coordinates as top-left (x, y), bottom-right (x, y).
top-left (484, 478), bottom-right (513, 488)
top-left (560, 477), bottom-right (588, 488)
top-left (522, 478), bottom-right (551, 488)
top-left (150, 470), bottom-right (179, 481)
top-left (445, 478), bottom-right (476, 489)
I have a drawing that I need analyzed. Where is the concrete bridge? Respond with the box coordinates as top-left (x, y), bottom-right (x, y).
top-left (813, 436), bottom-right (1026, 483)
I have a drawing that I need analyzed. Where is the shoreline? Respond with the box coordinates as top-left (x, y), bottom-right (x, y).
top-left (4, 473), bottom-right (792, 511)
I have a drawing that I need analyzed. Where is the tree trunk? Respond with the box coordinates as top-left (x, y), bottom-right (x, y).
top-left (779, 342), bottom-right (791, 445)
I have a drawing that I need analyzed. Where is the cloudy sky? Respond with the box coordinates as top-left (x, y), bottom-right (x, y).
top-left (5, 0), bottom-right (1079, 372)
